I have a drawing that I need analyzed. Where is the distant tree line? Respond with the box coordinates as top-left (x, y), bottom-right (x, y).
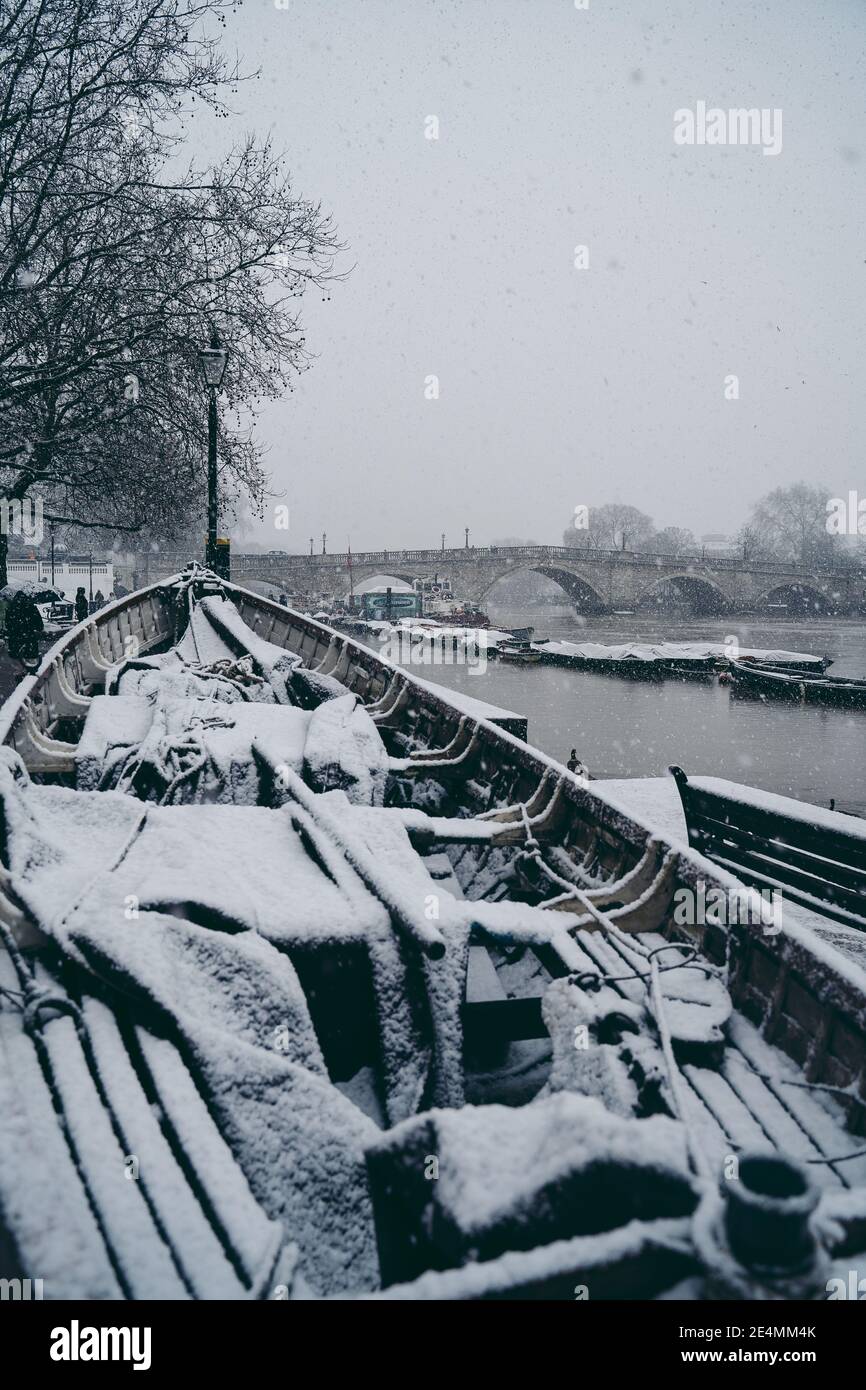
top-left (563, 484), bottom-right (865, 567)
top-left (562, 504), bottom-right (699, 557)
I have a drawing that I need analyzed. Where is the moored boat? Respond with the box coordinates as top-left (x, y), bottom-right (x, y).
top-left (497, 640), bottom-right (542, 664)
top-left (536, 640), bottom-right (828, 682)
top-left (1, 566), bottom-right (865, 1301)
top-left (730, 659), bottom-right (866, 709)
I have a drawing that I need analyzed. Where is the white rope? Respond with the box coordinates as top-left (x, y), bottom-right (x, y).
top-left (516, 799), bottom-right (717, 1184)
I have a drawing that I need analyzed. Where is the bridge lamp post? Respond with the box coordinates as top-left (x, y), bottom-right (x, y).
top-left (441, 533), bottom-right (445, 552)
top-left (197, 329), bottom-right (229, 575)
top-left (465, 527), bottom-right (469, 549)
top-left (309, 537), bottom-right (314, 556)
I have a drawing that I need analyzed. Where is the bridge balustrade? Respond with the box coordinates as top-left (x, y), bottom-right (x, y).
top-left (126, 546), bottom-right (865, 582)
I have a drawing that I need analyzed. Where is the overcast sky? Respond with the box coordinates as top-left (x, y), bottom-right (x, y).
top-left (193, 1), bottom-right (865, 552)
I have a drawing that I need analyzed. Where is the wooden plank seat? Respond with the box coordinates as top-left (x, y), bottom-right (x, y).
top-left (0, 955), bottom-right (294, 1300)
top-left (461, 920), bottom-right (866, 1192)
top-left (0, 954), bottom-right (123, 1300)
top-left (551, 927), bottom-right (866, 1190)
top-left (669, 767), bottom-right (866, 931)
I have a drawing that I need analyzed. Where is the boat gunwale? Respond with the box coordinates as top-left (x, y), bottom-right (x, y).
top-left (0, 581), bottom-right (177, 745)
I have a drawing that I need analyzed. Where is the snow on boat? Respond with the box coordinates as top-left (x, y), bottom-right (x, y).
top-left (496, 640), bottom-right (542, 665)
top-left (336, 616), bottom-right (524, 658)
top-left (535, 640), bottom-right (828, 681)
top-left (1, 566), bottom-right (865, 1301)
top-left (729, 659), bottom-right (866, 710)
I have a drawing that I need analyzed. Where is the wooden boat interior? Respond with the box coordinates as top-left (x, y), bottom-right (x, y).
top-left (1, 568), bottom-right (866, 1300)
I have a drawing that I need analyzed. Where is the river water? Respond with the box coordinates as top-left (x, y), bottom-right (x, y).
top-left (417, 609), bottom-right (866, 818)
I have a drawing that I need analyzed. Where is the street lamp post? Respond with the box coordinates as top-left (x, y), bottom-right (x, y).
top-left (322, 533), bottom-right (326, 555)
top-left (309, 537), bottom-right (314, 556)
top-left (49, 522), bottom-right (56, 588)
top-left (197, 329), bottom-right (229, 575)
top-left (441, 533), bottom-right (445, 552)
top-left (465, 527), bottom-right (469, 549)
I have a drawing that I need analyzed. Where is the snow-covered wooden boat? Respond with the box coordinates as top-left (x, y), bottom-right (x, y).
top-left (730, 658), bottom-right (866, 709)
top-left (1, 566), bottom-right (865, 1301)
top-left (536, 641), bottom-right (828, 683)
top-left (496, 640), bottom-right (542, 664)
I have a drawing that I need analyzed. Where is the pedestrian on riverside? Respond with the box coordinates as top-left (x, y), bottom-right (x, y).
top-left (93, 589), bottom-right (105, 609)
top-left (74, 587), bottom-right (89, 622)
top-left (6, 590), bottom-right (44, 664)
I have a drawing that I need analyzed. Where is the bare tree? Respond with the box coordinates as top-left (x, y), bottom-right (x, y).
top-left (744, 483), bottom-right (837, 566)
top-left (642, 525), bottom-right (697, 557)
top-left (563, 502), bottom-right (656, 552)
top-left (0, 1), bottom-right (344, 582)
top-left (0, 0), bottom-right (234, 312)
top-left (737, 522), bottom-right (768, 562)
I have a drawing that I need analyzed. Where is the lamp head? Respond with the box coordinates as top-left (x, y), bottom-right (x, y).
top-left (198, 329), bottom-right (228, 388)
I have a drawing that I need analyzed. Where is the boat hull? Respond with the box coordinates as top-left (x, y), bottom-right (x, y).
top-left (730, 660), bottom-right (866, 709)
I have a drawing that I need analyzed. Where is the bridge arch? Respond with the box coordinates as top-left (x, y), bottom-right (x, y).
top-left (637, 572), bottom-right (730, 616)
top-left (235, 567), bottom-right (422, 599)
top-left (755, 581), bottom-right (833, 615)
top-left (234, 573), bottom-right (310, 597)
top-left (342, 569), bottom-right (419, 595)
top-left (476, 564), bottom-right (608, 613)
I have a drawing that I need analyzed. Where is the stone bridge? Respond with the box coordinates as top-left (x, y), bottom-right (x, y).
top-left (120, 544), bottom-right (866, 615)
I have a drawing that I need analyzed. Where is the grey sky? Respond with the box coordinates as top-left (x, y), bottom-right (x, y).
top-left (193, 1), bottom-right (866, 551)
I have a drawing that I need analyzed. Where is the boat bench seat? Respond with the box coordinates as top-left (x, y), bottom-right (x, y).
top-left (670, 767), bottom-right (866, 932)
top-left (0, 958), bottom-right (296, 1299)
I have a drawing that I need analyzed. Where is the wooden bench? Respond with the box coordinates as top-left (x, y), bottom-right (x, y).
top-left (669, 767), bottom-right (866, 932)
